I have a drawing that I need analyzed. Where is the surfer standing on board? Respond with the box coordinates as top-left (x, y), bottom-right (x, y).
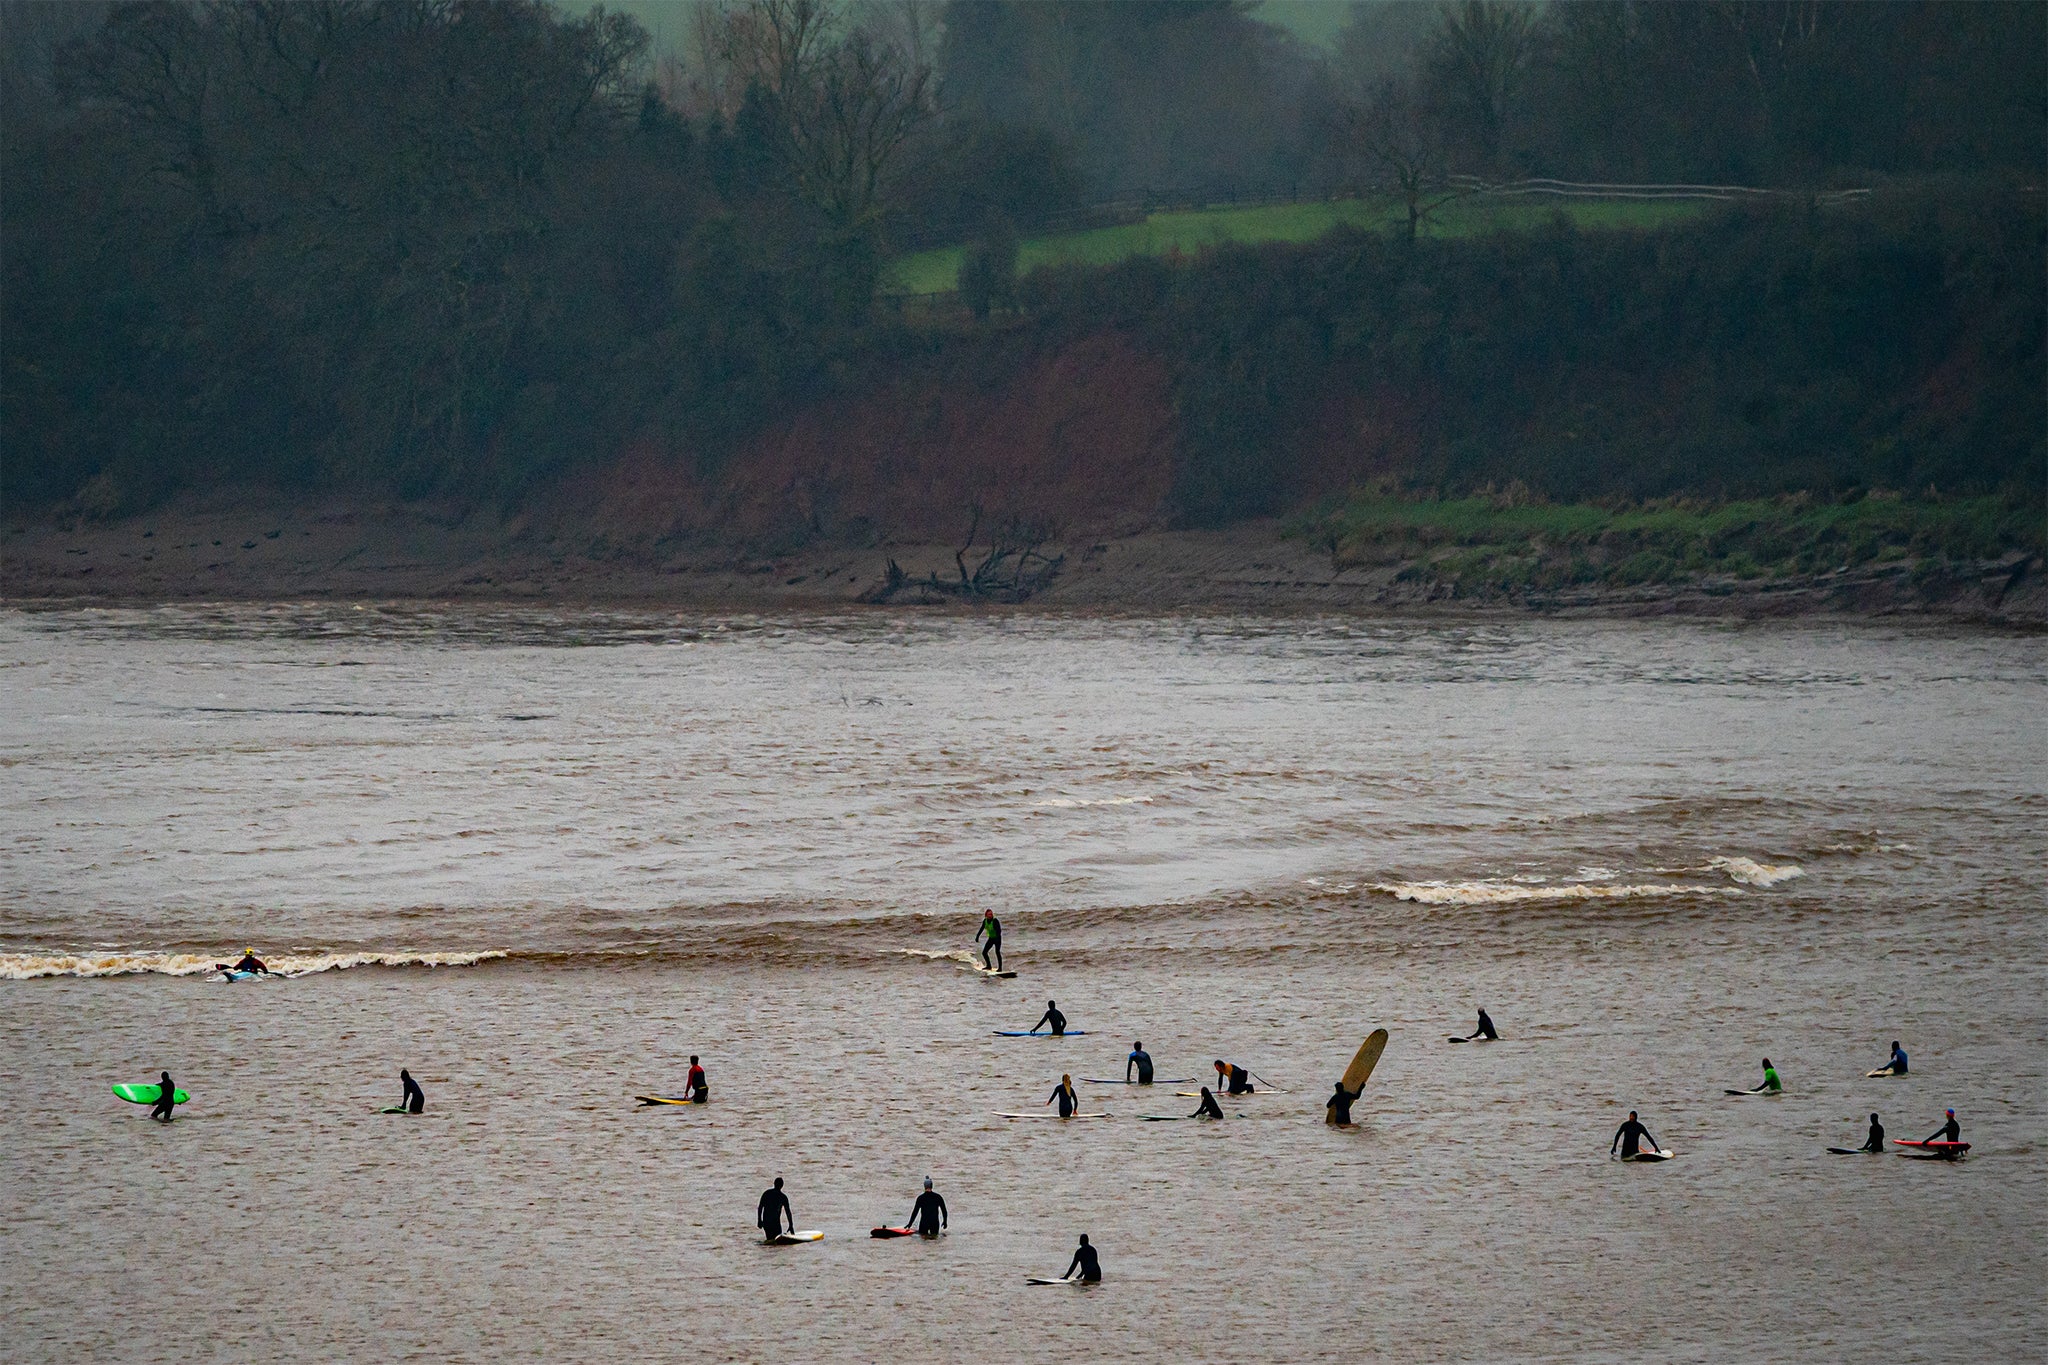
top-left (906, 1178), bottom-right (947, 1236)
top-left (1061, 1234), bottom-right (1102, 1283)
top-left (975, 911), bottom-right (1003, 972)
top-left (400, 1068), bottom-right (425, 1113)
top-left (686, 1055), bottom-right (708, 1103)
top-left (1033, 1000), bottom-right (1067, 1036)
top-left (1126, 1042), bottom-right (1153, 1084)
top-left (1213, 1059), bottom-right (1254, 1094)
top-left (149, 1071), bottom-right (178, 1122)
top-left (1047, 1074), bottom-right (1078, 1118)
top-left (757, 1177), bottom-right (794, 1242)
top-left (1611, 1110), bottom-right (1661, 1158)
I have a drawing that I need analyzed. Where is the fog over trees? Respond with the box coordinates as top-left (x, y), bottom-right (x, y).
top-left (2, 0), bottom-right (2041, 517)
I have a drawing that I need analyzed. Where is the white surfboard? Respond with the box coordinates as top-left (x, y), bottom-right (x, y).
top-left (992, 1111), bottom-right (1111, 1119)
top-left (766, 1230), bottom-right (824, 1244)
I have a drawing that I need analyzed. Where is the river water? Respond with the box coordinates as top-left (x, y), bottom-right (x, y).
top-left (2, 604), bottom-right (2042, 1361)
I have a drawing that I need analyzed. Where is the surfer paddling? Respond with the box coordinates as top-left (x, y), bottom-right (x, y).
top-left (686, 1055), bottom-right (708, 1103)
top-left (975, 911), bottom-right (1003, 972)
top-left (757, 1177), bottom-right (794, 1242)
top-left (906, 1178), bottom-right (947, 1236)
top-left (1610, 1110), bottom-right (1664, 1160)
top-left (214, 947), bottom-right (268, 976)
top-left (1047, 1074), bottom-right (1078, 1118)
top-left (1127, 1042), bottom-right (1153, 1084)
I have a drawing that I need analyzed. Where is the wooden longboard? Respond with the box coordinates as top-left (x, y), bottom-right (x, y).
top-left (1341, 1029), bottom-right (1389, 1095)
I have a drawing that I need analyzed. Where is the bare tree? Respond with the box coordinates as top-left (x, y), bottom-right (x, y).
top-left (1425, 0), bottom-right (1534, 172)
top-left (1343, 78), bottom-right (1466, 242)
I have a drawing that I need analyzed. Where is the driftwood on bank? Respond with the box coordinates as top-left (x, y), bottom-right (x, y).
top-left (858, 505), bottom-right (1064, 604)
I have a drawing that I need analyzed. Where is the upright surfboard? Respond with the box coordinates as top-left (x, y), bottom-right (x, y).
top-left (1341, 1029), bottom-right (1389, 1095)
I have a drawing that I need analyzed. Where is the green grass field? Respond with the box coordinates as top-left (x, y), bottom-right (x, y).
top-left (1291, 491), bottom-right (2040, 594)
top-left (885, 196), bottom-right (1711, 295)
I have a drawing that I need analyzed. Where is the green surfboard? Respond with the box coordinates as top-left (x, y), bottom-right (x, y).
top-left (113, 1083), bottom-right (189, 1105)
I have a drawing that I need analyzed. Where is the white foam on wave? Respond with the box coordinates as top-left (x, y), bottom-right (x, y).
top-left (1371, 880), bottom-right (1733, 907)
top-left (893, 947), bottom-right (975, 965)
top-left (0, 948), bottom-right (507, 981)
top-left (1707, 856), bottom-right (1804, 888)
top-left (1034, 796), bottom-right (1153, 808)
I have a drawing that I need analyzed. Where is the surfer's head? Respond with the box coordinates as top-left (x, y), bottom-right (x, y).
top-left (1214, 1059), bottom-right (1226, 1070)
top-left (924, 1177), bottom-right (933, 1190)
top-left (1947, 1109), bottom-right (1955, 1117)
top-left (1628, 1110), bottom-right (1638, 1120)
top-left (773, 1177), bottom-right (783, 1189)
top-left (1078, 1234), bottom-right (1090, 1246)
top-left (1761, 1057), bottom-right (1771, 1067)
top-left (690, 1055), bottom-right (699, 1064)
top-left (1871, 1113), bottom-right (1880, 1122)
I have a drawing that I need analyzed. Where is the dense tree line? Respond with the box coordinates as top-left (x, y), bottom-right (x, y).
top-left (2, 0), bottom-right (2040, 519)
top-left (1020, 191), bottom-right (2043, 524)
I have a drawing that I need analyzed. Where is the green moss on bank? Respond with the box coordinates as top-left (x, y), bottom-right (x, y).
top-left (1293, 491), bottom-right (2043, 595)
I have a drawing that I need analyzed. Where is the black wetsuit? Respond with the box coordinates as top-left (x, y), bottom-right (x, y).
top-left (401, 1070), bottom-right (425, 1114)
top-left (1611, 1118), bottom-right (1657, 1157)
top-left (1049, 1082), bottom-right (1076, 1118)
top-left (1127, 1049), bottom-right (1153, 1084)
top-left (1326, 1084), bottom-right (1359, 1125)
top-left (1475, 1009), bottom-right (1497, 1040)
top-left (909, 1190), bottom-right (947, 1235)
top-left (758, 1186), bottom-right (793, 1239)
top-left (1192, 1091), bottom-right (1224, 1120)
top-left (977, 917), bottom-right (1003, 970)
top-left (1925, 1117), bottom-right (1960, 1144)
top-left (1035, 1006), bottom-right (1066, 1036)
top-left (1861, 1118), bottom-right (1885, 1153)
top-left (150, 1072), bottom-right (177, 1122)
top-left (1063, 1243), bottom-right (1102, 1283)
top-left (1219, 1064), bottom-right (1252, 1095)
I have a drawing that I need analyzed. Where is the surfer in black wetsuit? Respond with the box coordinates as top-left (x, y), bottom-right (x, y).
top-left (1474, 1007), bottom-right (1497, 1040)
top-left (1325, 1082), bottom-right (1359, 1126)
top-left (1047, 1074), bottom-right (1077, 1118)
top-left (400, 1069), bottom-right (424, 1114)
top-left (1062, 1234), bottom-right (1101, 1283)
top-left (1860, 1113), bottom-right (1885, 1153)
top-left (1611, 1110), bottom-right (1660, 1158)
top-left (1213, 1059), bottom-right (1253, 1095)
top-left (1126, 1042), bottom-right (1153, 1084)
top-left (150, 1071), bottom-right (177, 1122)
top-left (758, 1177), bottom-right (793, 1241)
top-left (1190, 1087), bottom-right (1224, 1120)
top-left (907, 1178), bottom-right (947, 1235)
top-left (1034, 1001), bottom-right (1066, 1036)
top-left (686, 1056), bottom-right (708, 1103)
top-left (976, 911), bottom-right (1003, 972)
top-left (1922, 1109), bottom-right (1960, 1144)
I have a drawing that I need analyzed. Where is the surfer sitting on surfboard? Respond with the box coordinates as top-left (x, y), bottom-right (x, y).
top-left (1325, 1082), bottom-right (1360, 1126)
top-left (400, 1068), bottom-right (425, 1114)
top-left (1190, 1087), bottom-right (1224, 1120)
top-left (758, 1178), bottom-right (794, 1243)
top-left (1061, 1234), bottom-right (1101, 1283)
top-left (976, 911), bottom-right (1003, 972)
top-left (906, 1178), bottom-right (947, 1236)
top-left (1047, 1075), bottom-right (1078, 1118)
top-left (1611, 1111), bottom-right (1661, 1159)
top-left (1213, 1060), bottom-right (1254, 1095)
top-left (686, 1056), bottom-right (708, 1103)
top-left (1033, 1001), bottom-right (1067, 1037)
top-left (1127, 1042), bottom-right (1153, 1084)
top-left (1922, 1109), bottom-right (1960, 1145)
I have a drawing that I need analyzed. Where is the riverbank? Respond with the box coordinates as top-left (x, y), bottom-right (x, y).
top-left (6, 498), bottom-right (2042, 623)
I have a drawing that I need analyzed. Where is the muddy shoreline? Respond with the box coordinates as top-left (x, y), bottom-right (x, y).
top-left (5, 500), bottom-right (2042, 624)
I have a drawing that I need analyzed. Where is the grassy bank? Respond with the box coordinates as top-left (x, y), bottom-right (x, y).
top-left (1294, 491), bottom-right (2044, 595)
top-left (885, 195), bottom-right (1709, 294)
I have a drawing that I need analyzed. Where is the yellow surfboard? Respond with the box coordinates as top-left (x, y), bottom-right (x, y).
top-left (1339, 1028), bottom-right (1389, 1097)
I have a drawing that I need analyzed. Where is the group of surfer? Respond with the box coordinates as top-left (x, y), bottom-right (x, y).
top-left (753, 1173), bottom-right (1100, 1281)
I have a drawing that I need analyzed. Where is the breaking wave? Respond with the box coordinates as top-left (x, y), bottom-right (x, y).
top-left (1370, 880), bottom-right (1735, 907)
top-left (0, 948), bottom-right (507, 981)
top-left (1707, 856), bottom-right (1805, 887)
